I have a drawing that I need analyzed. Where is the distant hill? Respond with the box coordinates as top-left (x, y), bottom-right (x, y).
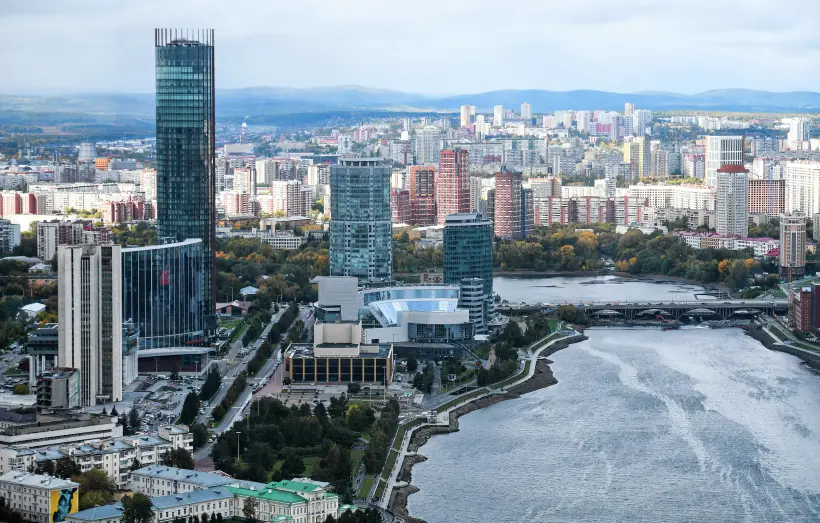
top-left (2, 86), bottom-right (820, 119)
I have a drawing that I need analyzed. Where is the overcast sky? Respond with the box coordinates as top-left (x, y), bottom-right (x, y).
top-left (3, 0), bottom-right (819, 95)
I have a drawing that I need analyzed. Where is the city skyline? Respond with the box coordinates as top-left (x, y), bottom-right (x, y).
top-left (2, 0), bottom-right (820, 95)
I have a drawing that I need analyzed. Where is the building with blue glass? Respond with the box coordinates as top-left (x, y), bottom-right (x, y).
top-left (121, 239), bottom-right (205, 349)
top-left (329, 158), bottom-right (392, 281)
top-left (155, 28), bottom-right (216, 331)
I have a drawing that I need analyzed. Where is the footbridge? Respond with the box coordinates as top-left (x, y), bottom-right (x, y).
top-left (580, 300), bottom-right (788, 320)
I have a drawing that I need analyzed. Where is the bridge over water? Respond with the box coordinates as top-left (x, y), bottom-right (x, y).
top-left (500, 300), bottom-right (789, 320)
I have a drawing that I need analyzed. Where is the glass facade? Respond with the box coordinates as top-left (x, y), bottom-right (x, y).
top-left (121, 239), bottom-right (205, 348)
top-left (407, 322), bottom-right (473, 343)
top-left (444, 213), bottom-right (494, 296)
top-left (329, 158), bottom-right (392, 281)
top-left (288, 357), bottom-right (390, 384)
top-left (155, 29), bottom-right (216, 331)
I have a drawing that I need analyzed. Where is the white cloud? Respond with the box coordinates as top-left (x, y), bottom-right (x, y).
top-left (1, 0), bottom-right (819, 94)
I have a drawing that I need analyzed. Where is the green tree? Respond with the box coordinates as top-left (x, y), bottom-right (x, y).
top-left (191, 423), bottom-right (209, 449)
top-left (179, 392), bottom-right (200, 425)
top-left (242, 496), bottom-right (258, 523)
top-left (161, 448), bottom-right (194, 470)
top-left (12, 384), bottom-right (29, 395)
top-left (54, 457), bottom-right (80, 479)
top-left (406, 354), bottom-right (418, 373)
top-left (121, 492), bottom-right (153, 523)
top-left (170, 363), bottom-right (180, 382)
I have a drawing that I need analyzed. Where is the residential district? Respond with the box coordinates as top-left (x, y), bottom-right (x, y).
top-left (1, 28), bottom-right (820, 523)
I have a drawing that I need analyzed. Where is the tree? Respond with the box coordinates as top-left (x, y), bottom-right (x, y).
top-left (191, 423), bottom-right (209, 449)
top-left (12, 384), bottom-right (29, 395)
top-left (406, 354), bottom-right (418, 373)
top-left (346, 382), bottom-right (361, 395)
top-left (79, 490), bottom-right (111, 510)
top-left (279, 451), bottom-right (305, 478)
top-left (122, 492), bottom-right (153, 523)
top-left (128, 409), bottom-right (141, 431)
top-left (130, 459), bottom-right (142, 472)
top-left (170, 363), bottom-right (180, 382)
top-left (161, 448), bottom-right (194, 470)
top-left (242, 496), bottom-right (258, 523)
top-left (179, 392), bottom-right (200, 425)
top-left (54, 457), bottom-right (80, 479)
top-left (75, 468), bottom-right (114, 495)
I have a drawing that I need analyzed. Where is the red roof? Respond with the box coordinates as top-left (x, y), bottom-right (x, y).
top-left (716, 165), bottom-right (748, 173)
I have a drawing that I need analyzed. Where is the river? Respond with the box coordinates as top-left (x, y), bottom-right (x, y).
top-left (493, 274), bottom-right (714, 304)
top-left (408, 278), bottom-right (820, 522)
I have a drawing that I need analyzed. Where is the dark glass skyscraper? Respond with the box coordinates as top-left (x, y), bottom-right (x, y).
top-left (329, 158), bottom-right (392, 281)
top-left (155, 29), bottom-right (216, 330)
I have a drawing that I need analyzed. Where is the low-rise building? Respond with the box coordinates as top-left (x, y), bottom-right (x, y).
top-left (130, 465), bottom-right (236, 496)
top-left (0, 471), bottom-right (79, 523)
top-left (67, 486), bottom-right (234, 523)
top-left (0, 425), bottom-right (192, 489)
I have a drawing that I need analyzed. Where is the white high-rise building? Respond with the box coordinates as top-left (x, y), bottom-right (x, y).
top-left (704, 136), bottom-right (744, 187)
top-left (563, 111), bottom-right (574, 129)
top-left (633, 109), bottom-right (653, 136)
top-left (255, 159), bottom-right (279, 184)
top-left (494, 105), bottom-right (504, 126)
top-left (785, 161), bottom-right (820, 215)
top-left (459, 105), bottom-right (471, 128)
top-left (787, 118), bottom-right (812, 151)
top-left (624, 102), bottom-right (635, 116)
top-left (139, 169), bottom-right (157, 200)
top-left (576, 111), bottom-right (591, 133)
top-left (414, 126), bottom-right (441, 165)
top-left (57, 244), bottom-right (122, 406)
top-left (338, 135), bottom-right (353, 155)
top-left (715, 165), bottom-right (748, 236)
top-left (78, 142), bottom-right (96, 162)
top-left (520, 102), bottom-right (532, 120)
top-left (233, 167), bottom-right (256, 195)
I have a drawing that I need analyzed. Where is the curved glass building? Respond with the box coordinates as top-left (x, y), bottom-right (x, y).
top-left (121, 239), bottom-right (205, 348)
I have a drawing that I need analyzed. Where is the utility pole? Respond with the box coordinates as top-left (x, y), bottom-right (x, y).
top-left (236, 431), bottom-right (241, 461)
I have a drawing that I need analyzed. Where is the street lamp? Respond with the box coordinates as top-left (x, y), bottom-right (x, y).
top-left (236, 431), bottom-right (241, 460)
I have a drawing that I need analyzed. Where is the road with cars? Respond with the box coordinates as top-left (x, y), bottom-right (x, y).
top-left (193, 304), bottom-right (311, 460)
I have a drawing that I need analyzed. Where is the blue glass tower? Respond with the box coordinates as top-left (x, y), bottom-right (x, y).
top-left (154, 29), bottom-right (216, 331)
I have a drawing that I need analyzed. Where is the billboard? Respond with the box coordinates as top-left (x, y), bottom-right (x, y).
top-left (50, 487), bottom-right (78, 523)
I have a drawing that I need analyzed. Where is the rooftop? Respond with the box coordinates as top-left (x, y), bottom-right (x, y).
top-left (0, 471), bottom-right (78, 490)
top-left (131, 465), bottom-right (234, 488)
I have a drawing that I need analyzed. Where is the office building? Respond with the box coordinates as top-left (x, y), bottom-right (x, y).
top-left (748, 179), bottom-right (785, 216)
top-left (121, 239), bottom-right (205, 349)
top-left (409, 166), bottom-right (436, 226)
top-left (443, 212), bottom-right (493, 305)
top-left (329, 158), bottom-right (392, 281)
top-left (0, 472), bottom-right (79, 523)
top-left (0, 219), bottom-right (20, 252)
top-left (57, 245), bottom-right (122, 405)
top-left (36, 368), bottom-right (81, 410)
top-left (233, 167), bottom-right (255, 195)
top-left (780, 213), bottom-right (807, 279)
top-left (155, 29), bottom-right (216, 330)
top-left (705, 136), bottom-right (744, 187)
top-left (521, 102), bottom-right (532, 120)
top-left (494, 105), bottom-right (504, 126)
top-left (715, 165), bottom-right (749, 237)
top-left (494, 172), bottom-right (523, 240)
top-left (27, 323), bottom-right (59, 377)
top-left (437, 149), bottom-right (470, 225)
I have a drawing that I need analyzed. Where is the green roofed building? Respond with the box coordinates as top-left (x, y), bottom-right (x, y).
top-left (226, 478), bottom-right (340, 522)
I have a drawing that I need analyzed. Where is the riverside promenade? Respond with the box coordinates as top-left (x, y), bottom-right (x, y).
top-left (378, 325), bottom-right (579, 508)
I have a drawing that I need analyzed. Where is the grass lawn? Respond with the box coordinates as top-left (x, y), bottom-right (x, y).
top-left (435, 388), bottom-right (485, 414)
top-left (3, 367), bottom-right (25, 376)
top-left (548, 318), bottom-right (560, 332)
top-left (358, 476), bottom-right (375, 499)
top-left (302, 455), bottom-right (321, 476)
top-left (380, 450), bottom-right (399, 482)
top-left (230, 322), bottom-right (248, 343)
top-left (350, 448), bottom-right (364, 472)
top-left (373, 479), bottom-right (387, 500)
